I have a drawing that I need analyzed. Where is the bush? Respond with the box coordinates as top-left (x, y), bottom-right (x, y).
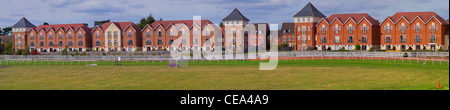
top-left (81, 51), bottom-right (87, 56)
top-left (102, 52), bottom-right (106, 56)
top-left (61, 46), bottom-right (69, 55)
top-left (403, 53), bottom-right (408, 57)
top-left (355, 44), bottom-right (360, 50)
top-left (22, 46), bottom-right (30, 55)
top-left (369, 47), bottom-right (374, 51)
top-left (74, 50), bottom-right (80, 55)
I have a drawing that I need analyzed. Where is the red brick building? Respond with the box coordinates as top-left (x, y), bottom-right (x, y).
top-left (11, 17), bottom-right (36, 51)
top-left (146, 20), bottom-right (213, 51)
top-left (315, 13), bottom-right (380, 50)
top-left (293, 2), bottom-right (326, 51)
top-left (380, 12), bottom-right (449, 50)
top-left (279, 23), bottom-right (295, 49)
top-left (91, 22), bottom-right (141, 52)
top-left (25, 23), bottom-right (92, 52)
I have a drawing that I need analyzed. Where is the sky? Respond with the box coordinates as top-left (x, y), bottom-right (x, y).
top-left (0, 0), bottom-right (448, 29)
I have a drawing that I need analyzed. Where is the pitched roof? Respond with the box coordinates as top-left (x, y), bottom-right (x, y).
top-left (35, 24), bottom-right (86, 32)
top-left (388, 12), bottom-right (448, 24)
top-left (11, 17), bottom-right (36, 28)
top-left (281, 22), bottom-right (295, 34)
top-left (293, 2), bottom-right (326, 17)
top-left (100, 22), bottom-right (141, 32)
top-left (327, 13), bottom-right (380, 25)
top-left (150, 20), bottom-right (213, 29)
top-left (222, 8), bottom-right (250, 21)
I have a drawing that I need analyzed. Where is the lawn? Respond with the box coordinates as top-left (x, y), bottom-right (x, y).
top-left (0, 59), bottom-right (448, 90)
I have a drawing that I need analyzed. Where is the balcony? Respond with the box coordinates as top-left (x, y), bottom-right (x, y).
top-left (400, 39), bottom-right (406, 43)
top-left (385, 39), bottom-right (391, 43)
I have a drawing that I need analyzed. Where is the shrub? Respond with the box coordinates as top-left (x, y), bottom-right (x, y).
top-left (74, 50), bottom-right (80, 55)
top-left (81, 51), bottom-right (87, 56)
top-left (403, 53), bottom-right (408, 57)
top-left (355, 44), bottom-right (360, 50)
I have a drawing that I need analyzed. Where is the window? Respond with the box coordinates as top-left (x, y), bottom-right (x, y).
top-left (169, 39), bottom-right (174, 45)
top-left (108, 32), bottom-right (112, 38)
top-left (40, 34), bottom-right (43, 40)
top-left (49, 41), bottom-right (54, 46)
top-left (385, 35), bottom-right (391, 43)
top-left (297, 36), bottom-right (300, 40)
top-left (58, 41), bottom-right (63, 46)
top-left (282, 37), bottom-right (286, 42)
top-left (114, 40), bottom-right (118, 46)
top-left (78, 33), bottom-right (83, 39)
top-left (78, 41), bottom-right (83, 46)
top-left (49, 33), bottom-right (53, 40)
top-left (205, 38), bottom-right (210, 45)
top-left (158, 39), bottom-right (163, 45)
top-left (415, 25), bottom-right (421, 33)
top-left (128, 32), bottom-right (133, 38)
top-left (348, 36), bottom-right (353, 43)
top-left (302, 28), bottom-right (306, 35)
top-left (96, 32), bottom-right (100, 39)
top-left (68, 34), bottom-right (73, 39)
top-left (430, 35), bottom-right (436, 43)
top-left (297, 27), bottom-right (300, 32)
top-left (334, 36), bottom-right (340, 43)
top-left (308, 36), bottom-right (310, 40)
top-left (288, 36), bottom-right (291, 41)
top-left (30, 42), bottom-right (35, 46)
top-left (361, 36), bottom-right (367, 43)
top-left (308, 27), bottom-right (310, 31)
top-left (108, 40), bottom-right (111, 46)
top-left (96, 40), bottom-right (101, 46)
top-left (194, 39), bottom-right (198, 45)
top-left (400, 35), bottom-right (406, 43)
top-left (415, 35), bottom-right (421, 43)
top-left (39, 42), bottom-right (44, 47)
top-left (68, 41), bottom-right (73, 46)
top-left (302, 37), bottom-right (306, 43)
top-left (400, 26), bottom-right (405, 33)
top-left (128, 40), bottom-right (133, 46)
top-left (321, 36), bottom-right (326, 43)
top-left (146, 39), bottom-right (151, 45)
top-left (146, 31), bottom-right (150, 38)
top-left (348, 26), bottom-right (353, 34)
top-left (114, 31), bottom-right (118, 38)
top-left (30, 35), bottom-right (35, 40)
top-left (58, 34), bottom-right (63, 39)
top-left (321, 27), bottom-right (326, 34)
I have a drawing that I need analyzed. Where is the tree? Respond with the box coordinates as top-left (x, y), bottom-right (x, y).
top-left (61, 46), bottom-right (69, 55)
top-left (83, 23), bottom-right (88, 26)
top-left (2, 27), bottom-right (12, 35)
top-left (22, 45), bottom-right (30, 55)
top-left (159, 18), bottom-right (163, 21)
top-left (137, 14), bottom-right (156, 28)
top-left (94, 19), bottom-right (110, 27)
top-left (43, 22), bottom-right (49, 25)
top-left (3, 40), bottom-right (14, 55)
top-left (219, 22), bottom-right (224, 27)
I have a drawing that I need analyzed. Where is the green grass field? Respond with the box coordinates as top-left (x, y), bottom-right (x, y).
top-left (0, 59), bottom-right (448, 90)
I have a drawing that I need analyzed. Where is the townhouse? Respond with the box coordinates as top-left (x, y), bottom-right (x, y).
top-left (91, 22), bottom-right (142, 52)
top-left (279, 23), bottom-right (295, 49)
top-left (380, 12), bottom-right (449, 50)
top-left (143, 20), bottom-right (214, 51)
top-left (315, 13), bottom-right (380, 50)
top-left (26, 23), bottom-right (92, 52)
top-left (222, 8), bottom-right (270, 52)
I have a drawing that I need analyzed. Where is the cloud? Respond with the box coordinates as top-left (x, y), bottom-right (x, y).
top-left (71, 1), bottom-right (126, 15)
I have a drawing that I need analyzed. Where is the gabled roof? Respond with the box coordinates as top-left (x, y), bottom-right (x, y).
top-left (281, 23), bottom-right (295, 34)
top-left (387, 12), bottom-right (448, 24)
top-left (150, 20), bottom-right (213, 30)
top-left (222, 8), bottom-right (250, 21)
top-left (326, 13), bottom-right (380, 26)
top-left (101, 22), bottom-right (141, 32)
top-left (293, 2), bottom-right (326, 17)
top-left (34, 24), bottom-right (86, 33)
top-left (11, 17), bottom-right (36, 28)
